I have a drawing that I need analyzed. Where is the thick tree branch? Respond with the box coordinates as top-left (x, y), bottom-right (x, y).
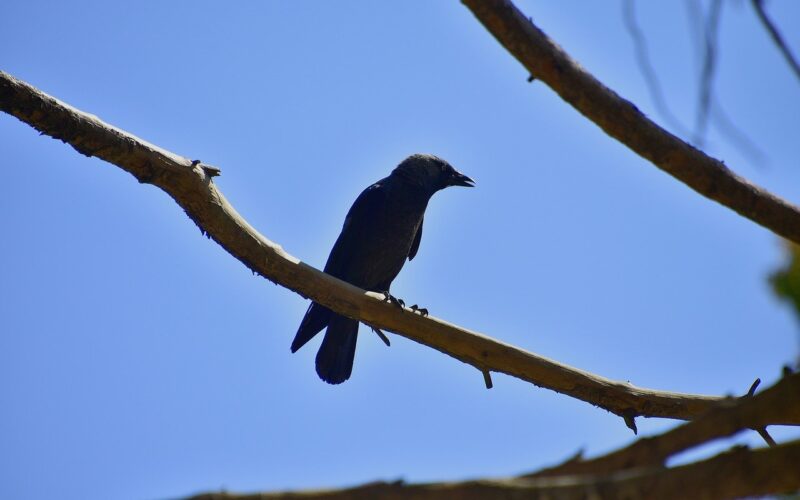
top-left (0, 70), bottom-right (739, 423)
top-left (188, 440), bottom-right (800, 500)
top-left (462, 0), bottom-right (800, 243)
top-left (527, 371), bottom-right (800, 477)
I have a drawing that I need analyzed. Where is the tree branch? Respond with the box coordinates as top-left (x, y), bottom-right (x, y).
top-left (526, 371), bottom-right (800, 477)
top-left (187, 375), bottom-right (800, 497)
top-left (462, 0), bottom-right (800, 242)
top-left (622, 0), bottom-right (691, 137)
top-left (187, 440), bottom-right (800, 500)
top-left (694, 0), bottom-right (722, 147)
top-left (751, 0), bottom-right (800, 83)
top-left (0, 70), bottom-right (737, 423)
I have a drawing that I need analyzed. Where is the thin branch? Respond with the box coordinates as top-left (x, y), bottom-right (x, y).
top-left (187, 440), bottom-right (800, 500)
top-left (683, 0), bottom-right (766, 165)
top-left (694, 0), bottom-right (722, 147)
top-left (622, 0), bottom-right (692, 137)
top-left (755, 427), bottom-right (777, 447)
top-left (708, 96), bottom-right (768, 166)
top-left (683, 0), bottom-right (705, 72)
top-left (461, 0), bottom-right (800, 243)
top-left (752, 0), bottom-right (800, 83)
top-left (0, 70), bottom-right (732, 422)
top-left (482, 369), bottom-right (493, 389)
top-left (526, 372), bottom-right (800, 477)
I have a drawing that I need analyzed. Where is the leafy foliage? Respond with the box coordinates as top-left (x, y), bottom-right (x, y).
top-left (770, 242), bottom-right (800, 322)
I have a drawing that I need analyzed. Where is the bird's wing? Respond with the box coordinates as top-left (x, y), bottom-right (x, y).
top-left (291, 302), bottom-right (333, 353)
top-left (408, 217), bottom-right (423, 261)
top-left (323, 181), bottom-right (387, 278)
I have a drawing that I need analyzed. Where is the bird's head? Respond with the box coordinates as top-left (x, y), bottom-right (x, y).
top-left (392, 154), bottom-right (475, 193)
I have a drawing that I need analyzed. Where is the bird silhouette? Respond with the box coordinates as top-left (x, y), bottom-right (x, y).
top-left (291, 154), bottom-right (474, 384)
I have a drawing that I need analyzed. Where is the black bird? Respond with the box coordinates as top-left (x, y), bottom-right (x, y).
top-left (291, 154), bottom-right (474, 384)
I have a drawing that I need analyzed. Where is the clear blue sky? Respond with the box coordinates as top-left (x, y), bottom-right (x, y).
top-left (2, 1), bottom-right (799, 499)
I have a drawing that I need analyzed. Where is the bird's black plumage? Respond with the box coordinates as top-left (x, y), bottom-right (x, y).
top-left (291, 154), bottom-right (474, 384)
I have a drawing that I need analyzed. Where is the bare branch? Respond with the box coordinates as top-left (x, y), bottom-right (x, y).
top-left (694, 0), bottom-right (722, 147)
top-left (526, 372), bottom-right (800, 477)
top-left (708, 96), bottom-right (768, 166)
top-left (0, 70), bottom-right (733, 421)
top-left (622, 0), bottom-right (691, 137)
top-left (461, 0), bottom-right (800, 243)
top-left (755, 427), bottom-right (777, 447)
top-left (187, 440), bottom-right (800, 499)
top-left (683, 0), bottom-right (766, 165)
top-left (752, 0), bottom-right (800, 83)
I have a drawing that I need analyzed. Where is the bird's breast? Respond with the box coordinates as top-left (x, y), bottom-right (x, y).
top-left (344, 198), bottom-right (427, 289)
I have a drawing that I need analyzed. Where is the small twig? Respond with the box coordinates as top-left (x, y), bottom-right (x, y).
top-left (622, 0), bottom-right (691, 137)
top-left (742, 378), bottom-right (776, 447)
top-left (623, 410), bottom-right (638, 435)
top-left (708, 98), bottom-right (768, 167)
top-left (202, 165), bottom-right (221, 178)
top-left (694, 0), bottom-right (722, 147)
top-left (683, 0), bottom-right (766, 165)
top-left (755, 427), bottom-right (777, 447)
top-left (746, 377), bottom-right (761, 397)
top-left (370, 326), bottom-right (391, 347)
top-left (751, 0), bottom-right (800, 83)
top-left (482, 370), bottom-right (493, 389)
top-left (683, 0), bottom-right (704, 71)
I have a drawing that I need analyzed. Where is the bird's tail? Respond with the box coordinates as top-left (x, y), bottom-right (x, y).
top-left (315, 314), bottom-right (359, 385)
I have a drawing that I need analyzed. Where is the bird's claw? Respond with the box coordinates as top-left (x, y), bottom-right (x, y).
top-left (382, 291), bottom-right (405, 308)
top-left (410, 304), bottom-right (429, 317)
top-left (370, 326), bottom-right (391, 347)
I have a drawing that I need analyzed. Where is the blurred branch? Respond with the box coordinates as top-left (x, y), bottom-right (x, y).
top-left (462, 0), bottom-right (800, 242)
top-left (188, 440), bottom-right (800, 499)
top-left (752, 0), bottom-right (800, 83)
top-left (683, 0), bottom-right (767, 165)
top-left (694, 0), bottom-right (722, 147)
top-left (708, 97), bottom-right (767, 166)
top-left (526, 371), bottom-right (800, 477)
top-left (622, 0), bottom-right (691, 137)
top-left (0, 70), bottom-right (731, 422)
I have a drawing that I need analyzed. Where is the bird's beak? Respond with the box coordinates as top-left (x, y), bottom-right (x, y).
top-left (448, 170), bottom-right (475, 188)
